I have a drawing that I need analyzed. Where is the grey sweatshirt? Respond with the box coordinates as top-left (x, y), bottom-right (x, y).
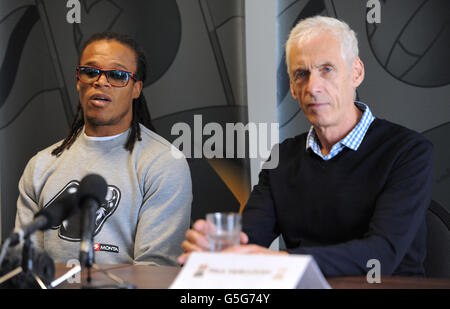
top-left (15, 124), bottom-right (192, 266)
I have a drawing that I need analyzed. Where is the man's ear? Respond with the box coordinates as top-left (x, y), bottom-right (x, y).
top-left (132, 80), bottom-right (143, 99)
top-left (352, 57), bottom-right (365, 88)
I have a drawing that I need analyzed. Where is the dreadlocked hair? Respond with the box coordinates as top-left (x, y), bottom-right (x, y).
top-left (51, 31), bottom-right (155, 157)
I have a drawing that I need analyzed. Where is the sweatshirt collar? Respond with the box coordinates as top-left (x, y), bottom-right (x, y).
top-left (77, 126), bottom-right (130, 150)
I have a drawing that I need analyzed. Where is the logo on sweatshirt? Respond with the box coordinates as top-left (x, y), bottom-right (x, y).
top-left (44, 180), bottom-right (121, 242)
top-left (94, 243), bottom-right (119, 253)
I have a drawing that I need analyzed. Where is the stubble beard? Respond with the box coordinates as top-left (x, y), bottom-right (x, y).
top-left (85, 106), bottom-right (132, 128)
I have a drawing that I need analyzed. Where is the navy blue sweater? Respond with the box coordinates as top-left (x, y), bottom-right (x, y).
top-left (242, 118), bottom-right (434, 277)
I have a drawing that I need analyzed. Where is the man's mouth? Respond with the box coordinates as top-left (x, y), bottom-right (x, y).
top-left (307, 102), bottom-right (328, 108)
top-left (89, 94), bottom-right (112, 107)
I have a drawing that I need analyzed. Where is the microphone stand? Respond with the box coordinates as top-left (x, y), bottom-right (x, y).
top-left (79, 229), bottom-right (134, 289)
top-left (78, 197), bottom-right (96, 286)
top-left (80, 239), bottom-right (135, 289)
top-left (82, 264), bottom-right (136, 289)
top-left (0, 236), bottom-right (49, 288)
top-left (80, 260), bottom-right (136, 289)
top-left (85, 242), bottom-right (94, 284)
top-left (22, 237), bottom-right (48, 288)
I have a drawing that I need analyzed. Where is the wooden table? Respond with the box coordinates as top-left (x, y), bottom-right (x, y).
top-left (53, 264), bottom-right (178, 289)
top-left (327, 276), bottom-right (450, 289)
top-left (53, 263), bottom-right (450, 289)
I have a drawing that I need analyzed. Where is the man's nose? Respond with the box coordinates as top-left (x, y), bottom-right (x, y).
top-left (93, 73), bottom-right (111, 87)
top-left (305, 71), bottom-right (323, 95)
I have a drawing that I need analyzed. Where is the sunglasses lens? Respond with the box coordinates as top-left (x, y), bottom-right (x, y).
top-left (79, 67), bottom-right (100, 82)
top-left (107, 70), bottom-right (130, 86)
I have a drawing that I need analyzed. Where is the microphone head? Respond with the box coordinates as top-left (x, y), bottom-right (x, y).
top-left (35, 192), bottom-right (79, 230)
top-left (78, 174), bottom-right (107, 206)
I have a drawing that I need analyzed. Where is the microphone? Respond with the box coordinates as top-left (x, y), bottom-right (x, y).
top-left (78, 174), bottom-right (107, 268)
top-left (8, 192), bottom-right (78, 247)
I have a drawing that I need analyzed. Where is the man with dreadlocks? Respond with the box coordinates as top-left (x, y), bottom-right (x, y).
top-left (14, 32), bottom-right (192, 266)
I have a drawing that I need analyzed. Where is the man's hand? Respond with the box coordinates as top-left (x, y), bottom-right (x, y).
top-left (177, 219), bottom-right (249, 265)
top-left (223, 244), bottom-right (289, 256)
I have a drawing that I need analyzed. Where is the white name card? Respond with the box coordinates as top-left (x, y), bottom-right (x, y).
top-left (170, 252), bottom-right (331, 289)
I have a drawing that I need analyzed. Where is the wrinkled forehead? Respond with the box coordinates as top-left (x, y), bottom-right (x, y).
top-left (288, 31), bottom-right (344, 66)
